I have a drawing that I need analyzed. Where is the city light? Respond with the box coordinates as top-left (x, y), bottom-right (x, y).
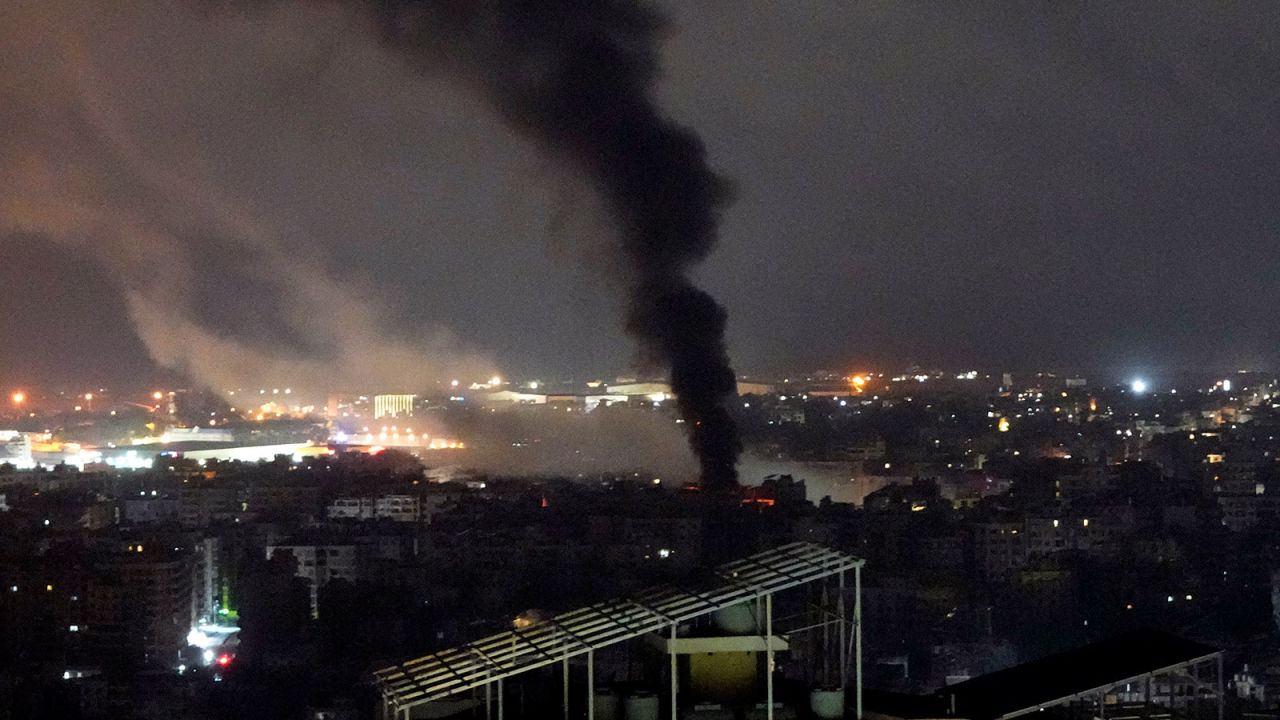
top-left (0, 3), bottom-right (1275, 710)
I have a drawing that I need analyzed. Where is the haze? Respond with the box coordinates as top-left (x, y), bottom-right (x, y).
top-left (2, 1), bottom-right (1278, 390)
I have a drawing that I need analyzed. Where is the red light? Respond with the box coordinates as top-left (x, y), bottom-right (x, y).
top-left (367, 445), bottom-right (385, 456)
top-left (216, 654), bottom-right (232, 667)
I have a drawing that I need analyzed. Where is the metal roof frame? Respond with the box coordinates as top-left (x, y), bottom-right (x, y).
top-left (936, 629), bottom-right (1224, 720)
top-left (994, 651), bottom-right (1223, 720)
top-left (374, 542), bottom-right (863, 711)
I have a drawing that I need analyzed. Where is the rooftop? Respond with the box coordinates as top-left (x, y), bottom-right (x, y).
top-left (869, 630), bottom-right (1221, 720)
top-left (374, 541), bottom-right (864, 712)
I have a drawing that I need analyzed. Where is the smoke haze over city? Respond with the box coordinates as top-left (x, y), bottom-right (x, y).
top-left (7, 4), bottom-right (1280, 720)
top-left (3, 1), bottom-right (1279, 393)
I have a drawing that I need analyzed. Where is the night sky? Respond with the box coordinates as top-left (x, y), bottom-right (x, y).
top-left (1, 1), bottom-right (1278, 390)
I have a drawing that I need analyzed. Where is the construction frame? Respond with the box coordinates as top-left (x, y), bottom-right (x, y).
top-left (374, 541), bottom-right (866, 720)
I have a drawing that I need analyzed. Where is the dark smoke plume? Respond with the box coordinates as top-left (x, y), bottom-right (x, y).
top-left (305, 0), bottom-right (742, 488)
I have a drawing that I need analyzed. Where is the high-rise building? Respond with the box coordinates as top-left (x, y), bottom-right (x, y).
top-left (84, 546), bottom-right (196, 668)
top-left (179, 483), bottom-right (242, 527)
top-left (265, 543), bottom-right (362, 617)
top-left (373, 394), bottom-right (415, 419)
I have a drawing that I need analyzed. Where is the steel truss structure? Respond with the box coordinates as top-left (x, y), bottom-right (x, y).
top-left (374, 541), bottom-right (865, 720)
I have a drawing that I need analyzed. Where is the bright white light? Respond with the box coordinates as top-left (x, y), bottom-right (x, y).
top-left (1222, 379), bottom-right (1232, 392)
top-left (189, 622), bottom-right (240, 653)
top-left (1130, 379), bottom-right (1148, 394)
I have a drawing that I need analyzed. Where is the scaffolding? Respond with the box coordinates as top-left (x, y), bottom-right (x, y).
top-left (374, 541), bottom-right (865, 720)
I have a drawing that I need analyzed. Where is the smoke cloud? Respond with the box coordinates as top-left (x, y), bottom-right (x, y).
top-left (431, 406), bottom-right (699, 481)
top-left (331, 0), bottom-right (744, 488)
top-left (0, 1), bottom-right (495, 392)
top-left (1, 0), bottom-right (741, 485)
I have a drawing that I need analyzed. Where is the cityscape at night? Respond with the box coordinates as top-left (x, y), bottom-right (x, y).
top-left (3, 1), bottom-right (1280, 720)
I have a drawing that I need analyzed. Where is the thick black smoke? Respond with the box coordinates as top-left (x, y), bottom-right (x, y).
top-left (307, 0), bottom-right (742, 488)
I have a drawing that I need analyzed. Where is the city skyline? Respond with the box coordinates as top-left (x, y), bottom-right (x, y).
top-left (6, 3), bottom-right (1280, 719)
